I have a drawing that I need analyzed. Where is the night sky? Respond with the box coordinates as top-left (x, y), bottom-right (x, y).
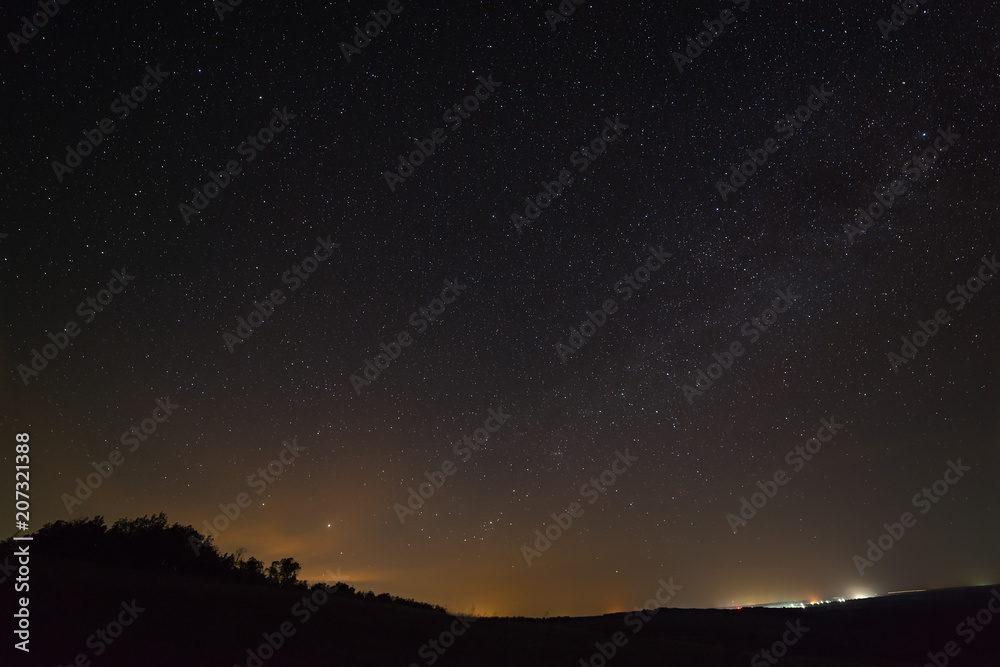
top-left (3, 0), bottom-right (999, 617)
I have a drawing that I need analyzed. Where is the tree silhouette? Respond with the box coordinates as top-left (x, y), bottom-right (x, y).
top-left (267, 557), bottom-right (301, 587)
top-left (0, 513), bottom-right (448, 613)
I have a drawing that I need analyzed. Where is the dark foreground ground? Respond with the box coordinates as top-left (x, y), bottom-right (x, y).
top-left (4, 555), bottom-right (999, 666)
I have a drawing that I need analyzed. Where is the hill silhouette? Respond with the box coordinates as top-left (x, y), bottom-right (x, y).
top-left (2, 514), bottom-right (998, 666)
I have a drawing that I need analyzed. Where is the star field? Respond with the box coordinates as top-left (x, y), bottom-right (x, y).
top-left (3, 0), bottom-right (999, 616)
